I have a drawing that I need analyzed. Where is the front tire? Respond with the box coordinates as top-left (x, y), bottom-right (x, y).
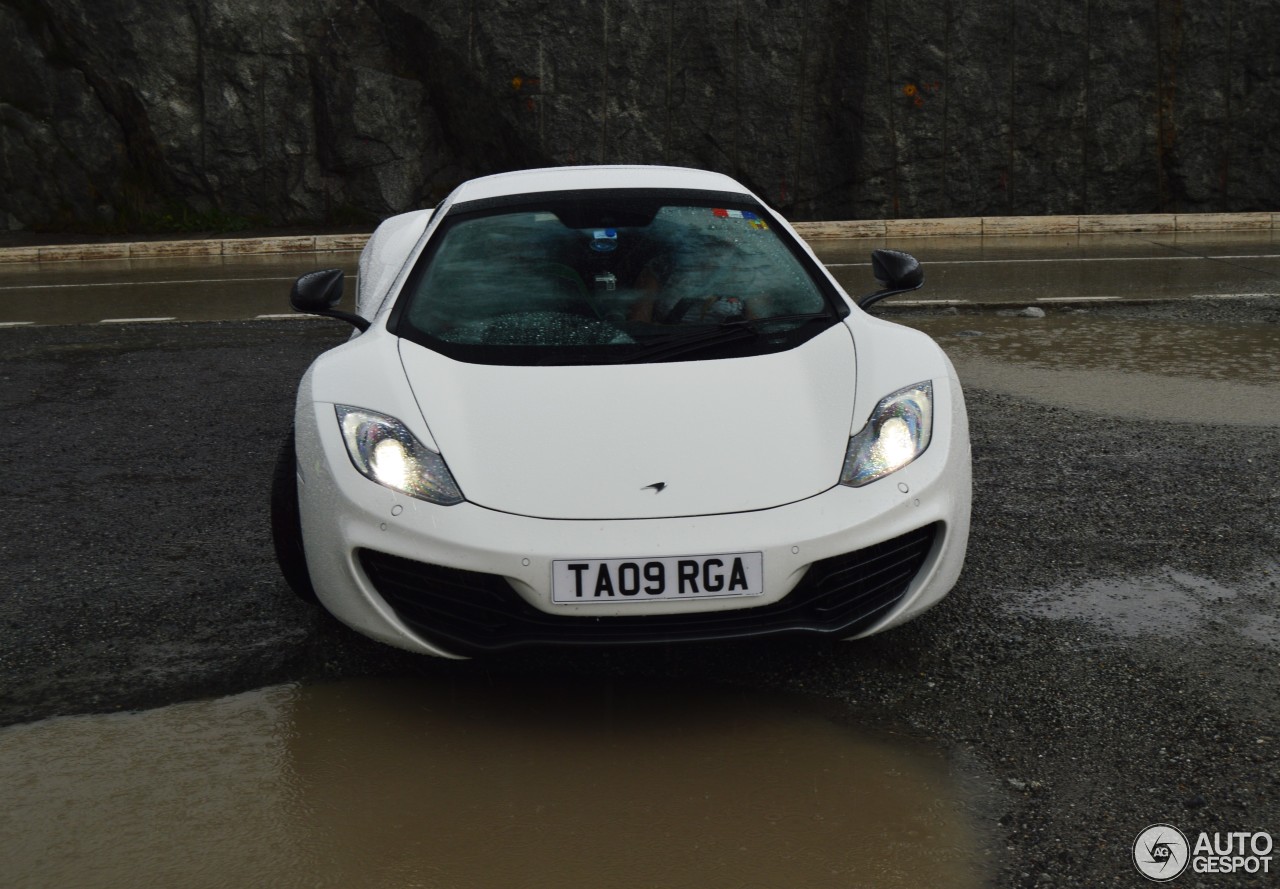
top-left (270, 429), bottom-right (318, 603)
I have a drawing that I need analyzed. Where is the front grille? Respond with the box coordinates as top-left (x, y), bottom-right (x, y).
top-left (357, 523), bottom-right (938, 655)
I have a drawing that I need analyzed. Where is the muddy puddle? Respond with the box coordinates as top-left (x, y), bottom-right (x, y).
top-left (904, 313), bottom-right (1280, 425)
top-left (0, 678), bottom-right (986, 889)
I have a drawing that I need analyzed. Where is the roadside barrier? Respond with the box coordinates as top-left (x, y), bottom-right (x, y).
top-left (1, 213), bottom-right (1276, 264)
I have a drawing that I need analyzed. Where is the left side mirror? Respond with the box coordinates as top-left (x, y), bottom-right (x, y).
top-left (858, 249), bottom-right (924, 310)
top-left (289, 269), bottom-right (369, 332)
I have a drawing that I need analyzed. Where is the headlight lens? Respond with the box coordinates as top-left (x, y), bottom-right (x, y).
top-left (335, 406), bottom-right (464, 505)
top-left (840, 382), bottom-right (933, 487)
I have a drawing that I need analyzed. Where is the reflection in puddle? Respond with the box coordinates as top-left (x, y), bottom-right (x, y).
top-left (911, 314), bottom-right (1278, 385)
top-left (902, 313), bottom-right (1280, 425)
top-left (1010, 569), bottom-right (1278, 648)
top-left (1011, 571), bottom-right (1236, 636)
top-left (0, 679), bottom-right (984, 889)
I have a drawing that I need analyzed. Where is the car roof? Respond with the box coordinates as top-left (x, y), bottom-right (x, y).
top-left (448, 165), bottom-right (753, 204)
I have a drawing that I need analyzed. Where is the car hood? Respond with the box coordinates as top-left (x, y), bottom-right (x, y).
top-left (397, 325), bottom-right (856, 519)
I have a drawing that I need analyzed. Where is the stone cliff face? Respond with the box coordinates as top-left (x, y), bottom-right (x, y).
top-left (1, 0), bottom-right (1276, 230)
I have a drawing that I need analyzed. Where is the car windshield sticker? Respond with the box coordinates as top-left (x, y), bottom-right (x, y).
top-left (712, 208), bottom-right (767, 229)
top-left (590, 229), bottom-right (618, 252)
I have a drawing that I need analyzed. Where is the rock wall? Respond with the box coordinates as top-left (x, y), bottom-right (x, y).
top-left (1, 0), bottom-right (1276, 230)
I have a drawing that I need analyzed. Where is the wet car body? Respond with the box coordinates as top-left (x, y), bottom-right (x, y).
top-left (274, 166), bottom-right (971, 657)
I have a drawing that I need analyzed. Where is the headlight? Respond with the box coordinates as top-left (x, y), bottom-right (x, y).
top-left (840, 382), bottom-right (933, 487)
top-left (335, 406), bottom-right (464, 505)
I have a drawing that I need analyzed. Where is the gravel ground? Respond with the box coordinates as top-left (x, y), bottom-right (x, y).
top-left (1, 313), bottom-right (1276, 887)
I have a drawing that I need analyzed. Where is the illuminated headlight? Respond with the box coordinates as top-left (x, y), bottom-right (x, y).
top-left (840, 382), bottom-right (933, 487)
top-left (335, 406), bottom-right (464, 505)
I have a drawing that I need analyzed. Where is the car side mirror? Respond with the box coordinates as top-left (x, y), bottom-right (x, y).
top-left (290, 268), bottom-right (370, 332)
top-left (857, 249), bottom-right (924, 311)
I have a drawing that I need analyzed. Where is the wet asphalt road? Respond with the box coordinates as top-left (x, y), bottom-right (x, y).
top-left (0, 295), bottom-right (1277, 885)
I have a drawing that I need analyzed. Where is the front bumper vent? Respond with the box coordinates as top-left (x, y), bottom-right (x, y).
top-left (357, 523), bottom-right (938, 655)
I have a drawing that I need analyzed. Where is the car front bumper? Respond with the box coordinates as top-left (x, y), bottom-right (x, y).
top-left (295, 379), bottom-right (971, 658)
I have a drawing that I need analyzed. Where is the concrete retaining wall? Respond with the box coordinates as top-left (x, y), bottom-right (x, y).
top-left (3, 1), bottom-right (1278, 231)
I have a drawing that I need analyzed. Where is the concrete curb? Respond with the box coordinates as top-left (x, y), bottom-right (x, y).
top-left (1, 213), bottom-right (1275, 264)
top-left (0, 233), bottom-right (371, 265)
top-left (792, 211), bottom-right (1278, 239)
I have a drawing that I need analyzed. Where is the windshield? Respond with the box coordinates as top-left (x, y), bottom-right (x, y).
top-left (392, 190), bottom-right (844, 365)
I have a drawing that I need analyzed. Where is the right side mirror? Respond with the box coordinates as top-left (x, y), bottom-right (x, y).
top-left (858, 249), bottom-right (924, 310)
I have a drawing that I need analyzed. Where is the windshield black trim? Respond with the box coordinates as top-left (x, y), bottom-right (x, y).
top-left (448, 187), bottom-right (766, 216)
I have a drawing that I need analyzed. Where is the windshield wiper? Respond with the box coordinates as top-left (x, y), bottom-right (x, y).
top-left (616, 312), bottom-right (831, 363)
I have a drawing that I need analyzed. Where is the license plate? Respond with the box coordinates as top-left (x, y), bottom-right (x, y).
top-left (552, 553), bottom-right (764, 603)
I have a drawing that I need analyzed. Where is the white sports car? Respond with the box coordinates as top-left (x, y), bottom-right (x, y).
top-left (272, 166), bottom-right (971, 657)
